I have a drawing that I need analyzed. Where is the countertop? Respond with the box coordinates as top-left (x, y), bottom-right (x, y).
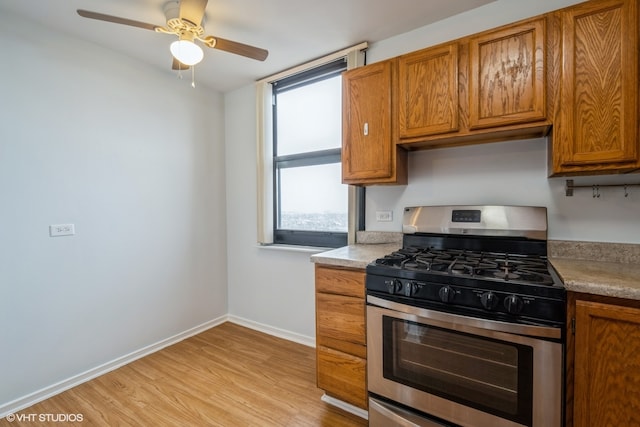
top-left (310, 243), bottom-right (401, 269)
top-left (550, 257), bottom-right (640, 300)
top-left (311, 236), bottom-right (640, 301)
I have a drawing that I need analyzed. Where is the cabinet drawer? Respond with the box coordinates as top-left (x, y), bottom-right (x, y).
top-left (317, 345), bottom-right (367, 409)
top-left (315, 265), bottom-right (365, 298)
top-left (316, 292), bottom-right (366, 353)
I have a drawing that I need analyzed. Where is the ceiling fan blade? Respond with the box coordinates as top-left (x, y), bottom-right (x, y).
top-left (179, 0), bottom-right (208, 26)
top-left (77, 10), bottom-right (159, 31)
top-left (172, 58), bottom-right (190, 70)
top-left (204, 36), bottom-right (269, 61)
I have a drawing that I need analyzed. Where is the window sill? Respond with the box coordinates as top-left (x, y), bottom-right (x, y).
top-left (257, 243), bottom-right (332, 254)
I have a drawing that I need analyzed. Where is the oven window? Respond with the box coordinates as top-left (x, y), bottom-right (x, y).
top-left (382, 317), bottom-right (533, 426)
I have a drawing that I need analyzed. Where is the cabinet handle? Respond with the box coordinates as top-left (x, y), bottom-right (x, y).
top-left (363, 122), bottom-right (369, 136)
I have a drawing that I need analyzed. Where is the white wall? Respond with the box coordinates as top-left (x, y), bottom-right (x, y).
top-left (366, 140), bottom-right (640, 243)
top-left (0, 10), bottom-right (228, 410)
top-left (224, 86), bottom-right (317, 344)
top-left (367, 0), bottom-right (586, 63)
top-left (224, 0), bottom-right (640, 346)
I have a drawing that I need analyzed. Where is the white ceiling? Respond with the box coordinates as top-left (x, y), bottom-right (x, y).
top-left (0, 0), bottom-right (494, 93)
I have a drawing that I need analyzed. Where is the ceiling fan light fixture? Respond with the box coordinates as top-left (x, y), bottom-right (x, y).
top-left (170, 38), bottom-right (203, 66)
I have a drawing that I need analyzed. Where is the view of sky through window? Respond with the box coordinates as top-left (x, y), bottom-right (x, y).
top-left (276, 76), bottom-right (342, 156)
top-left (276, 74), bottom-right (347, 232)
top-left (279, 163), bottom-right (347, 232)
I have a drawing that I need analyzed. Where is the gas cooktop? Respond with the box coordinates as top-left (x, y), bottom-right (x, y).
top-left (366, 205), bottom-right (566, 326)
top-left (372, 247), bottom-right (556, 286)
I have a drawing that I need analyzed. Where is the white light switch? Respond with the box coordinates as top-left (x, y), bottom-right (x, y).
top-left (376, 211), bottom-right (393, 222)
top-left (49, 224), bottom-right (75, 237)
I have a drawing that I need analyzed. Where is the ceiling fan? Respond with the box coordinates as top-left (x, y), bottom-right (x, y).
top-left (77, 0), bottom-right (268, 71)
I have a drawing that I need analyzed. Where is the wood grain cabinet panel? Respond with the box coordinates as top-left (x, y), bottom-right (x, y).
top-left (394, 16), bottom-right (555, 150)
top-left (339, 0), bottom-right (640, 175)
top-left (398, 43), bottom-right (459, 138)
top-left (316, 292), bottom-right (366, 355)
top-left (315, 265), bottom-right (365, 298)
top-left (342, 60), bottom-right (407, 185)
top-left (315, 265), bottom-right (368, 410)
top-left (573, 299), bottom-right (640, 427)
top-left (552, 0), bottom-right (640, 175)
top-left (469, 17), bottom-right (546, 129)
top-left (317, 345), bottom-right (367, 409)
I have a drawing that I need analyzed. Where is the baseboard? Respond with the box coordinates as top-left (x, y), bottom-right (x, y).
top-left (321, 393), bottom-right (369, 420)
top-left (0, 315), bottom-right (228, 418)
top-left (226, 315), bottom-right (315, 348)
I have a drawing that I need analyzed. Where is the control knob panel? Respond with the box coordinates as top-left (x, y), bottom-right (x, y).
top-left (504, 295), bottom-right (524, 314)
top-left (480, 291), bottom-right (499, 310)
top-left (385, 279), bottom-right (402, 295)
top-left (404, 281), bottom-right (421, 297)
top-left (438, 285), bottom-right (455, 303)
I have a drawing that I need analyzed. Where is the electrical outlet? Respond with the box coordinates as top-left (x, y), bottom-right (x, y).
top-left (376, 211), bottom-right (393, 222)
top-left (49, 224), bottom-right (75, 237)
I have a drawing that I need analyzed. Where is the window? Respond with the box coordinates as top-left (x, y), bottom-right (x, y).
top-left (256, 43), bottom-right (367, 248)
top-left (272, 60), bottom-right (348, 247)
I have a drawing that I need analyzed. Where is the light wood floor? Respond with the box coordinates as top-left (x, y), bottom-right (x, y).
top-left (3, 323), bottom-right (367, 426)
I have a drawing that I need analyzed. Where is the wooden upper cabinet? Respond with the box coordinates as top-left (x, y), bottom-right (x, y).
top-left (469, 17), bottom-right (547, 129)
top-left (395, 19), bottom-right (553, 150)
top-left (552, 0), bottom-right (640, 175)
top-left (340, 0), bottom-right (640, 176)
top-left (398, 43), bottom-right (459, 138)
top-left (342, 60), bottom-right (407, 185)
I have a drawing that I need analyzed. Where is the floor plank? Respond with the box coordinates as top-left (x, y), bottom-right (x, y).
top-left (2, 323), bottom-right (367, 426)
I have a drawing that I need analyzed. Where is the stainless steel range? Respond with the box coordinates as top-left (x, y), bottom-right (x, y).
top-left (366, 205), bottom-right (565, 427)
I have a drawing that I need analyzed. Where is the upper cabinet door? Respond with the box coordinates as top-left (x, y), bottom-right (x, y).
top-left (552, 0), bottom-right (640, 175)
top-left (342, 60), bottom-right (407, 185)
top-left (397, 43), bottom-right (459, 138)
top-left (468, 18), bottom-right (547, 129)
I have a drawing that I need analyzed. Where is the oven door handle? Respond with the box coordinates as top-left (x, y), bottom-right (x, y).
top-left (367, 295), bottom-right (562, 339)
top-left (369, 397), bottom-right (449, 427)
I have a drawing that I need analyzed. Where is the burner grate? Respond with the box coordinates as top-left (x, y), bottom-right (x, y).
top-left (373, 248), bottom-right (554, 286)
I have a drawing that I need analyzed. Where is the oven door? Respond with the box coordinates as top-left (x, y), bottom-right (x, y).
top-left (367, 295), bottom-right (563, 427)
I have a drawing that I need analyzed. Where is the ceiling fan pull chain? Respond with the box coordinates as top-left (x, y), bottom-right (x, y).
top-left (191, 66), bottom-right (196, 88)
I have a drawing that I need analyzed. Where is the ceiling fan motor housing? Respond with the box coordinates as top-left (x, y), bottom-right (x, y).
top-left (161, 1), bottom-right (205, 41)
top-left (163, 1), bottom-right (180, 21)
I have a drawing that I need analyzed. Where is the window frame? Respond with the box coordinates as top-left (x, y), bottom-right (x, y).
top-left (271, 60), bottom-right (349, 248)
top-left (255, 43), bottom-right (368, 249)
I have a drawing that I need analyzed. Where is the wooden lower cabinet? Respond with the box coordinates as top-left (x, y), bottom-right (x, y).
top-left (317, 346), bottom-right (367, 409)
top-left (315, 264), bottom-right (368, 410)
top-left (567, 292), bottom-right (640, 427)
